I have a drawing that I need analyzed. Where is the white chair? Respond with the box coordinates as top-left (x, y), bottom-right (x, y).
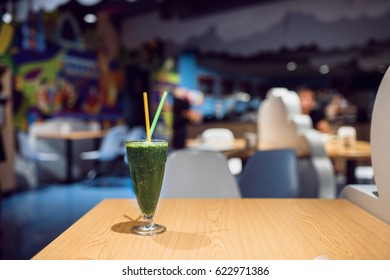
top-left (161, 149), bottom-right (241, 198)
top-left (341, 66), bottom-right (390, 224)
top-left (355, 166), bottom-right (374, 183)
top-left (80, 125), bottom-right (127, 178)
top-left (258, 87), bottom-right (336, 198)
top-left (16, 131), bottom-right (60, 188)
top-left (201, 128), bottom-right (243, 175)
top-left (258, 87), bottom-right (312, 153)
top-left (202, 128), bottom-right (235, 142)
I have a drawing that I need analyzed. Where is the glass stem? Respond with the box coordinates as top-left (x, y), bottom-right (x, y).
top-left (144, 215), bottom-right (155, 229)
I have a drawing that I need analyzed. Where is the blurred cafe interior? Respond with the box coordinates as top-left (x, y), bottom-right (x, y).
top-left (1, 0), bottom-right (390, 260)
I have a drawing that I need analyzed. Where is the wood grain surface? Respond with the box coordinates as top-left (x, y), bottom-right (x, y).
top-left (32, 198), bottom-right (390, 260)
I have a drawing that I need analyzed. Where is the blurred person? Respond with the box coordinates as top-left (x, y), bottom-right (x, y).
top-left (325, 94), bottom-right (359, 123)
top-left (172, 88), bottom-right (201, 149)
top-left (297, 86), bottom-right (331, 133)
top-left (325, 94), bottom-right (343, 122)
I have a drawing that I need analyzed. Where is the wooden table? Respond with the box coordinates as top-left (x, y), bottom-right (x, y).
top-left (37, 131), bottom-right (106, 183)
top-left (325, 140), bottom-right (371, 184)
top-left (32, 198), bottom-right (390, 260)
top-left (325, 140), bottom-right (371, 160)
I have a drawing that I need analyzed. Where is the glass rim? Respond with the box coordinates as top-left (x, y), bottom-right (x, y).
top-left (125, 139), bottom-right (167, 144)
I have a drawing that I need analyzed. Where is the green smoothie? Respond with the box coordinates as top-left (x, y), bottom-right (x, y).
top-left (126, 140), bottom-right (168, 218)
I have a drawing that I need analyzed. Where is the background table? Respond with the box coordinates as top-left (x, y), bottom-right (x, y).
top-left (33, 198), bottom-right (390, 260)
top-left (37, 131), bottom-right (106, 183)
top-left (325, 140), bottom-right (371, 160)
top-left (325, 140), bottom-right (371, 184)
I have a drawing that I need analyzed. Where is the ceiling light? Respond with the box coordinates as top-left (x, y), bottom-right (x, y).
top-left (84, 13), bottom-right (97, 23)
top-left (319, 64), bottom-right (330, 74)
top-left (286, 61), bottom-right (297, 71)
top-left (126, 0), bottom-right (138, 2)
top-left (2, 12), bottom-right (12, 24)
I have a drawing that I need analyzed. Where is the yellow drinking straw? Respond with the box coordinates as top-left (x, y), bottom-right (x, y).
top-left (143, 92), bottom-right (151, 142)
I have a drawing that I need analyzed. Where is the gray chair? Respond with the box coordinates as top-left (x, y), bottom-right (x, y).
top-left (16, 131), bottom-right (60, 188)
top-left (161, 149), bottom-right (241, 198)
top-left (80, 125), bottom-right (127, 178)
top-left (17, 131), bottom-right (60, 162)
top-left (239, 149), bottom-right (300, 198)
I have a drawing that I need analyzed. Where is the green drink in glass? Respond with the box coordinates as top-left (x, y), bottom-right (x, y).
top-left (126, 139), bottom-right (168, 236)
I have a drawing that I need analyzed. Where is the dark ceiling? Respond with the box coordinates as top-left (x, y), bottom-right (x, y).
top-left (59, 0), bottom-right (280, 21)
top-left (55, 0), bottom-right (389, 85)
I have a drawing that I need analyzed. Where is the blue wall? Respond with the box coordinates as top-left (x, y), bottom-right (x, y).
top-left (178, 52), bottom-right (197, 89)
top-left (177, 52), bottom-right (265, 119)
top-left (178, 52), bottom-right (263, 96)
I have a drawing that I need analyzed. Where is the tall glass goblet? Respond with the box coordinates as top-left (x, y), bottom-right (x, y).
top-left (126, 139), bottom-right (168, 236)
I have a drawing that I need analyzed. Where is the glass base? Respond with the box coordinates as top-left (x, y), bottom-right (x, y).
top-left (131, 223), bottom-right (166, 236)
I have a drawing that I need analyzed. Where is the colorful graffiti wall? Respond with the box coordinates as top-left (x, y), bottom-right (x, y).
top-left (13, 48), bottom-right (122, 129)
top-left (1, 10), bottom-right (123, 130)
